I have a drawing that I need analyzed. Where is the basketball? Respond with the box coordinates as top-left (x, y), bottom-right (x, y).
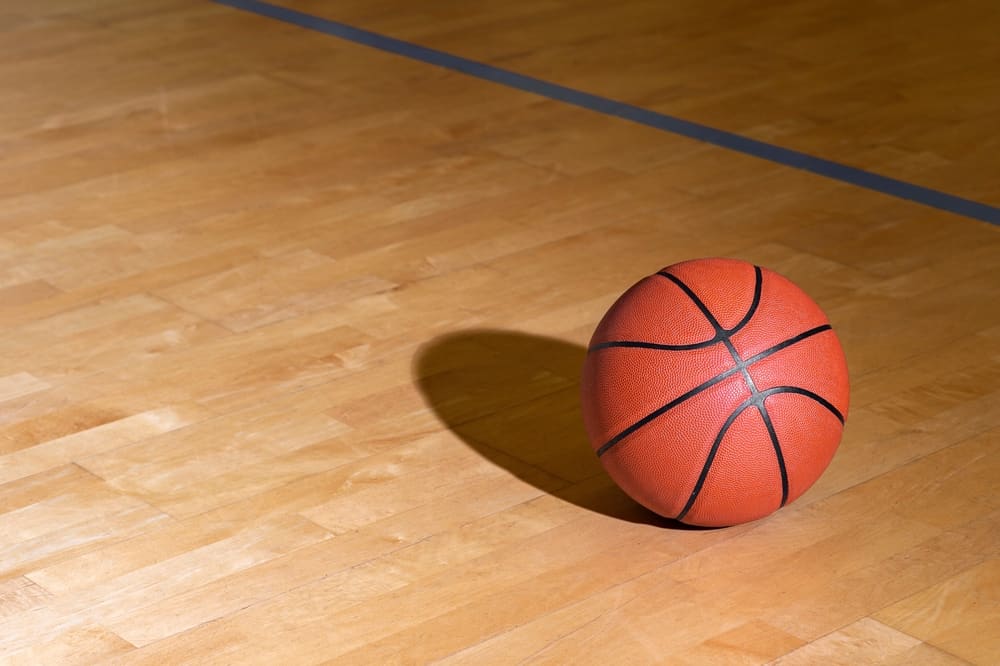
top-left (581, 257), bottom-right (850, 527)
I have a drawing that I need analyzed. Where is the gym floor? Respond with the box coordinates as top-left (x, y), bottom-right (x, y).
top-left (1, 1), bottom-right (998, 663)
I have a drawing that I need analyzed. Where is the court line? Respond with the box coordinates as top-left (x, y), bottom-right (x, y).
top-left (213, 0), bottom-right (1000, 226)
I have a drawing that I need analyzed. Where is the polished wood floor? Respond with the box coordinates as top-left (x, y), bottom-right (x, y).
top-left (1, 0), bottom-right (998, 663)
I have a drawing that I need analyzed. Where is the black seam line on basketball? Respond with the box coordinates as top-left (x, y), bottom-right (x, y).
top-left (589, 339), bottom-right (718, 352)
top-left (656, 268), bottom-right (763, 392)
top-left (728, 266), bottom-right (764, 335)
top-left (675, 385), bottom-right (843, 521)
top-left (595, 366), bottom-right (742, 457)
top-left (723, 336), bottom-right (759, 394)
top-left (589, 303), bottom-right (822, 356)
top-left (657, 272), bottom-right (727, 332)
top-left (763, 386), bottom-right (846, 424)
top-left (658, 271), bottom-right (753, 390)
top-left (756, 403), bottom-right (790, 506)
top-left (594, 324), bottom-right (836, 457)
top-left (675, 399), bottom-right (757, 521)
top-left (742, 324), bottom-right (832, 367)
top-left (655, 266), bottom-right (763, 336)
top-left (591, 267), bottom-right (764, 355)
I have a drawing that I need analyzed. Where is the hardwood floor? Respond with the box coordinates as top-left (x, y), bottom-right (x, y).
top-left (1, 1), bottom-right (997, 663)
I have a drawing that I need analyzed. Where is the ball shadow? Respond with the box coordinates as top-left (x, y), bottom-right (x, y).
top-left (413, 328), bottom-right (705, 528)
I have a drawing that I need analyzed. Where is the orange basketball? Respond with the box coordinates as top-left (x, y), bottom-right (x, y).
top-left (581, 258), bottom-right (849, 526)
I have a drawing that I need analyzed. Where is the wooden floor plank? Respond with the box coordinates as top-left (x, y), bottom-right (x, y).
top-left (1, 0), bottom-right (997, 663)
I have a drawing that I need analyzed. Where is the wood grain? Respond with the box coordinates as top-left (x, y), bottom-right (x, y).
top-left (1, 0), bottom-right (997, 663)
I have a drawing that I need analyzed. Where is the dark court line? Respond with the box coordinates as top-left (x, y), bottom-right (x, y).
top-left (213, 0), bottom-right (1000, 226)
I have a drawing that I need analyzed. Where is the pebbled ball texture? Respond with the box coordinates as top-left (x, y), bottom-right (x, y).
top-left (581, 258), bottom-right (849, 527)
